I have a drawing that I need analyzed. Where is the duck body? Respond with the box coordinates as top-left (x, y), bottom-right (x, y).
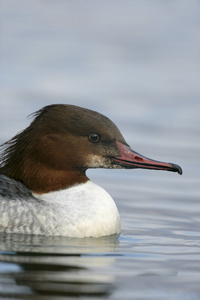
top-left (0, 104), bottom-right (182, 237)
top-left (0, 175), bottom-right (120, 237)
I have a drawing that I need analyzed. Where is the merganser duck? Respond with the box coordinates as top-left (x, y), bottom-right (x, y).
top-left (0, 104), bottom-right (182, 237)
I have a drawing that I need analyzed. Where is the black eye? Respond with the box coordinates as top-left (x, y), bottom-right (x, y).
top-left (88, 133), bottom-right (100, 143)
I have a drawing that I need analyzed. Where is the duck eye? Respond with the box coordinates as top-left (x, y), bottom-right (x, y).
top-left (88, 133), bottom-right (100, 143)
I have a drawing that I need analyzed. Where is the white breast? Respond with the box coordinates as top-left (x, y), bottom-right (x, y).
top-left (32, 181), bottom-right (121, 238)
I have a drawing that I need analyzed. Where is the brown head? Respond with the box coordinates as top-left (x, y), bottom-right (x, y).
top-left (0, 104), bottom-right (182, 193)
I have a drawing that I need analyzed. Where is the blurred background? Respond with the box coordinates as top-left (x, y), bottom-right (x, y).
top-left (1, 0), bottom-right (199, 199)
top-left (0, 1), bottom-right (200, 298)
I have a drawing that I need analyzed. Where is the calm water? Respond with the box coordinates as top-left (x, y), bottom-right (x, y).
top-left (0, 1), bottom-right (200, 299)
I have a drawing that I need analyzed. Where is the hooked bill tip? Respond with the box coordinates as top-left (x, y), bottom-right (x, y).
top-left (178, 167), bottom-right (183, 175)
top-left (172, 163), bottom-right (183, 175)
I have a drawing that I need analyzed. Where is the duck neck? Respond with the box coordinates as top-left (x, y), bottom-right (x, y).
top-left (1, 161), bottom-right (89, 194)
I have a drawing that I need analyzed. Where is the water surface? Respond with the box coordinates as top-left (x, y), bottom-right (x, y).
top-left (0, 1), bottom-right (200, 299)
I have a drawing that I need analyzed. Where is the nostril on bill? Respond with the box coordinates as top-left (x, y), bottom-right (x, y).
top-left (135, 156), bottom-right (143, 162)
